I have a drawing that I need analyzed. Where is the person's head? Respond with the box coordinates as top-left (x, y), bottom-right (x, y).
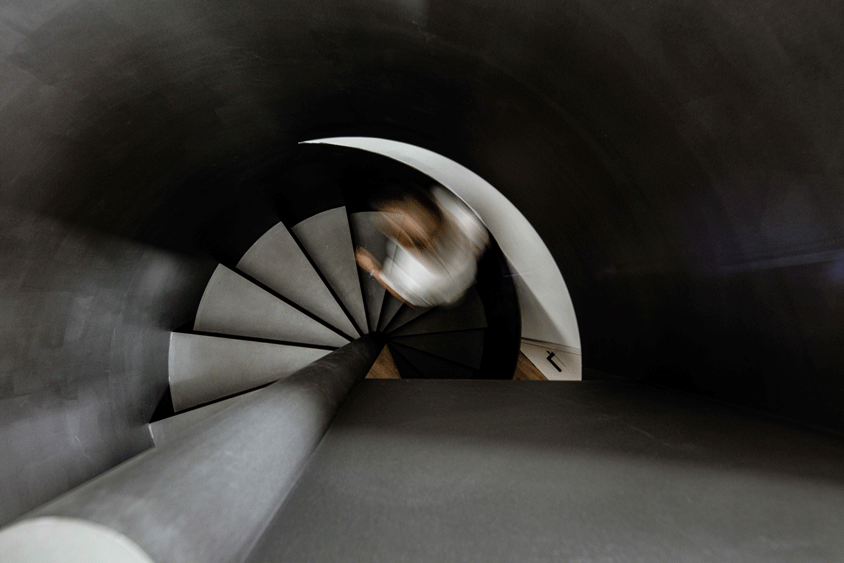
top-left (375, 185), bottom-right (443, 249)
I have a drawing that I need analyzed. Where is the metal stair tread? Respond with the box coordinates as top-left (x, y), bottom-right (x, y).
top-left (168, 332), bottom-right (332, 411)
top-left (291, 207), bottom-right (368, 335)
top-left (194, 265), bottom-right (350, 347)
top-left (377, 293), bottom-right (407, 332)
top-left (390, 328), bottom-right (485, 370)
top-left (389, 342), bottom-right (476, 379)
top-left (386, 344), bottom-right (424, 379)
top-left (387, 286), bottom-right (487, 336)
top-left (150, 388), bottom-right (263, 446)
top-left (237, 221), bottom-right (359, 337)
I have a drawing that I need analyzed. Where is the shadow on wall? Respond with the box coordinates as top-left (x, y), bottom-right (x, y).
top-left (0, 206), bottom-right (216, 526)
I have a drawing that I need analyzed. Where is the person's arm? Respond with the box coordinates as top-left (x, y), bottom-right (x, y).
top-left (354, 247), bottom-right (415, 307)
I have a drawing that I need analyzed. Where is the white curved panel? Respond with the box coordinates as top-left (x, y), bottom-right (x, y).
top-left (303, 137), bottom-right (581, 353)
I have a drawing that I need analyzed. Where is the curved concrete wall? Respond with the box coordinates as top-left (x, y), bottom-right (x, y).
top-left (1, 0), bottom-right (842, 523)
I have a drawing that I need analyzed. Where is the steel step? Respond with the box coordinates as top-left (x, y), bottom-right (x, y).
top-left (292, 207), bottom-right (368, 335)
top-left (194, 265), bottom-right (349, 347)
top-left (391, 328), bottom-right (485, 370)
top-left (237, 221), bottom-right (359, 337)
top-left (168, 332), bottom-right (331, 411)
top-left (389, 342), bottom-right (475, 379)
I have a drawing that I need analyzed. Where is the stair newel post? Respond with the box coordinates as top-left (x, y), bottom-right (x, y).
top-left (0, 335), bottom-right (384, 563)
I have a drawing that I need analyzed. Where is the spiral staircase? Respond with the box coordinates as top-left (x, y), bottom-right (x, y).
top-left (161, 198), bottom-right (513, 431)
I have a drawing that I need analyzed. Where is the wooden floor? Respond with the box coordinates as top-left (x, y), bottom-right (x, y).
top-left (366, 346), bottom-right (546, 380)
top-left (513, 352), bottom-right (548, 380)
top-left (365, 346), bottom-right (401, 379)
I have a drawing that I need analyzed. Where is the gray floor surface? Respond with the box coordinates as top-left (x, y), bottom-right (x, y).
top-left (248, 380), bottom-right (844, 563)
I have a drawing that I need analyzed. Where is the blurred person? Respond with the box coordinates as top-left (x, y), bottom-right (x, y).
top-left (355, 185), bottom-right (488, 309)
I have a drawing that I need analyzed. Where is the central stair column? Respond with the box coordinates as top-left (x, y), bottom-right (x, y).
top-left (9, 336), bottom-right (383, 563)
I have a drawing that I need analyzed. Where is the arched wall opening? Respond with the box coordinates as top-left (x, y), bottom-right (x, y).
top-left (306, 136), bottom-right (582, 378)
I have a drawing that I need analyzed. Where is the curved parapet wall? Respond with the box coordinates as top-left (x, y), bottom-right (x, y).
top-left (304, 137), bottom-right (581, 353)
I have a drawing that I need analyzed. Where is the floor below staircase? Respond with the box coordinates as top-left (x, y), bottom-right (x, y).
top-left (246, 379), bottom-right (844, 563)
top-left (367, 348), bottom-right (547, 380)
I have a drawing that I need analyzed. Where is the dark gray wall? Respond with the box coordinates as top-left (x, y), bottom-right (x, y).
top-left (0, 0), bottom-right (842, 523)
top-left (0, 206), bottom-right (215, 525)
